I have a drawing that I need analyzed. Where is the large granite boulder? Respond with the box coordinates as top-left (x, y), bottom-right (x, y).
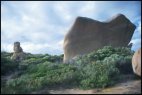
top-left (11, 42), bottom-right (25, 61)
top-left (132, 48), bottom-right (141, 77)
top-left (63, 14), bottom-right (136, 63)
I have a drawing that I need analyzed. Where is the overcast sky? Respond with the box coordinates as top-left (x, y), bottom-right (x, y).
top-left (1, 1), bottom-right (141, 55)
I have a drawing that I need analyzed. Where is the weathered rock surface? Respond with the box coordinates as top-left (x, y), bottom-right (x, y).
top-left (11, 42), bottom-right (25, 61)
top-left (132, 48), bottom-right (141, 77)
top-left (63, 14), bottom-right (136, 63)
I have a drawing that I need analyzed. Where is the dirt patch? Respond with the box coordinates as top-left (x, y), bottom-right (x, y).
top-left (47, 80), bottom-right (141, 94)
top-left (96, 80), bottom-right (141, 94)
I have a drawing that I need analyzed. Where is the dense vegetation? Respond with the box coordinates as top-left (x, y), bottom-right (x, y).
top-left (1, 46), bottom-right (135, 94)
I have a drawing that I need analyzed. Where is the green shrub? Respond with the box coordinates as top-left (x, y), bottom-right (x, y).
top-left (5, 61), bottom-right (119, 93)
top-left (42, 54), bottom-right (63, 63)
top-left (4, 62), bottom-right (79, 93)
top-left (76, 46), bottom-right (133, 75)
top-left (78, 61), bottom-right (119, 89)
top-left (102, 54), bottom-right (133, 74)
top-left (1, 56), bottom-right (18, 75)
top-left (1, 51), bottom-right (13, 59)
top-left (20, 58), bottom-right (44, 65)
top-left (87, 46), bottom-right (115, 61)
top-left (114, 47), bottom-right (134, 56)
top-left (1, 46), bottom-right (134, 94)
top-left (86, 46), bottom-right (133, 62)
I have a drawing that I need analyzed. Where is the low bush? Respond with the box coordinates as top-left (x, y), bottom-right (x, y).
top-left (78, 62), bottom-right (119, 89)
top-left (3, 62), bottom-right (79, 93)
top-left (1, 46), bottom-right (134, 94)
top-left (103, 54), bottom-right (133, 74)
top-left (1, 56), bottom-right (18, 75)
